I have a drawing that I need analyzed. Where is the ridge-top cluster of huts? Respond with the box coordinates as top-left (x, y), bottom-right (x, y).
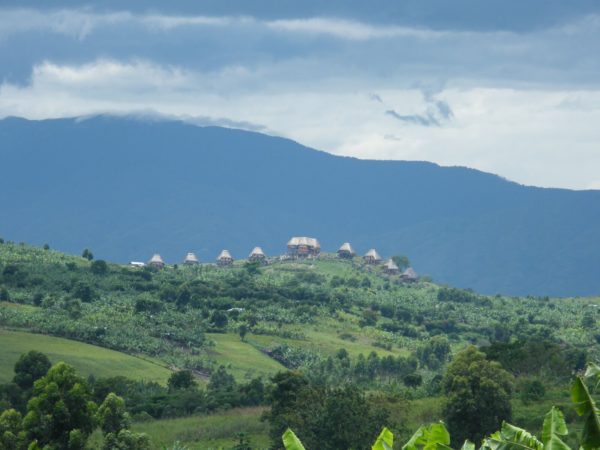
top-left (136, 236), bottom-right (418, 281)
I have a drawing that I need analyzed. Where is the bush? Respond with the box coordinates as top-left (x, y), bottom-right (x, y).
top-left (91, 260), bottom-right (108, 275)
top-left (518, 379), bottom-right (546, 404)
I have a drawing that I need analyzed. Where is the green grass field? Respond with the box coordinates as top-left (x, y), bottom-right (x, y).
top-left (206, 333), bottom-right (285, 380)
top-left (0, 328), bottom-right (172, 384)
top-left (131, 407), bottom-right (270, 449)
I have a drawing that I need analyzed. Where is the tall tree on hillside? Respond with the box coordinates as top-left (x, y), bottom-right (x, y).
top-left (23, 362), bottom-right (97, 449)
top-left (13, 351), bottom-right (51, 391)
top-left (442, 346), bottom-right (513, 446)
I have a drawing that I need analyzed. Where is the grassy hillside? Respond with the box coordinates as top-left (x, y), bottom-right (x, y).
top-left (0, 241), bottom-right (598, 380)
top-left (0, 328), bottom-right (172, 384)
top-left (129, 407), bottom-right (270, 450)
top-left (206, 333), bottom-right (285, 379)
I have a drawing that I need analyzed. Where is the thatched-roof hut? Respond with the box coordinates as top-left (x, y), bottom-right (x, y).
top-left (183, 252), bottom-right (199, 265)
top-left (363, 249), bottom-right (382, 264)
top-left (217, 249), bottom-right (234, 266)
top-left (337, 242), bottom-right (355, 259)
top-left (401, 267), bottom-right (418, 282)
top-left (148, 253), bottom-right (165, 268)
top-left (287, 237), bottom-right (321, 257)
top-left (383, 259), bottom-right (400, 274)
top-left (249, 246), bottom-right (266, 263)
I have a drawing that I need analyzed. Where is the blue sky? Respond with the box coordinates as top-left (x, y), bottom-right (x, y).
top-left (1, 1), bottom-right (600, 189)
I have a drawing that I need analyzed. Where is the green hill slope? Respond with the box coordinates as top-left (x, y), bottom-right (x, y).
top-left (0, 240), bottom-right (598, 383)
top-left (0, 328), bottom-right (171, 384)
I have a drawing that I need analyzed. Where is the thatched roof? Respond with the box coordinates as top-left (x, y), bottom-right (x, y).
top-left (149, 254), bottom-right (164, 264)
top-left (183, 252), bottom-right (199, 264)
top-left (402, 267), bottom-right (418, 279)
top-left (338, 242), bottom-right (355, 254)
top-left (383, 259), bottom-right (399, 271)
top-left (287, 237), bottom-right (321, 249)
top-left (249, 247), bottom-right (266, 258)
top-left (217, 249), bottom-right (233, 261)
top-left (364, 249), bottom-right (381, 261)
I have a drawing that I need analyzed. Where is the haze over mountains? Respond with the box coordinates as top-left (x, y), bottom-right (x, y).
top-left (1, 116), bottom-right (599, 297)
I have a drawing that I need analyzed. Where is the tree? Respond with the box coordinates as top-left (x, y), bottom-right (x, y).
top-left (90, 260), bottom-right (108, 275)
top-left (13, 351), bottom-right (51, 391)
top-left (22, 362), bottom-right (97, 449)
top-left (102, 430), bottom-right (151, 450)
top-left (238, 324), bottom-right (248, 342)
top-left (168, 370), bottom-right (197, 391)
top-left (81, 249), bottom-right (93, 261)
top-left (403, 373), bottom-right (423, 388)
top-left (417, 335), bottom-right (451, 370)
top-left (263, 371), bottom-right (389, 450)
top-left (210, 310), bottom-right (228, 329)
top-left (391, 255), bottom-right (410, 271)
top-left (442, 346), bottom-right (513, 446)
top-left (97, 393), bottom-right (129, 434)
top-left (0, 408), bottom-right (25, 450)
top-left (72, 282), bottom-right (95, 302)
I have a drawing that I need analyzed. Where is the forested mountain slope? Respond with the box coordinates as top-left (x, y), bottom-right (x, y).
top-left (1, 116), bottom-right (599, 296)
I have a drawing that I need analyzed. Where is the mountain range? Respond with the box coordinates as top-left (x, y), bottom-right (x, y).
top-left (1, 115), bottom-right (599, 296)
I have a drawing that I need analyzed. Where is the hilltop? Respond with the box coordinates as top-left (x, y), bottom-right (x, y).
top-left (1, 116), bottom-right (600, 296)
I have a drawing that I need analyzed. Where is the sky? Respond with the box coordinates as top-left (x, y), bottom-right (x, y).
top-left (1, 1), bottom-right (600, 189)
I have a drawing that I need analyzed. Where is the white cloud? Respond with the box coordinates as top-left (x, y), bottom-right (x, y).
top-left (0, 9), bottom-right (132, 40)
top-left (265, 18), bottom-right (448, 40)
top-left (2, 59), bottom-right (600, 190)
top-left (0, 8), bottom-right (467, 41)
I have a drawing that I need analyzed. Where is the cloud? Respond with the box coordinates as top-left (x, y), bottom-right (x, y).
top-left (384, 91), bottom-right (453, 127)
top-left (0, 9), bottom-right (132, 40)
top-left (434, 100), bottom-right (454, 120)
top-left (3, 59), bottom-right (600, 190)
top-left (265, 17), bottom-right (448, 40)
top-left (369, 93), bottom-right (383, 103)
top-left (1, 7), bottom-right (600, 189)
top-left (0, 9), bottom-right (452, 42)
top-left (385, 109), bottom-right (440, 127)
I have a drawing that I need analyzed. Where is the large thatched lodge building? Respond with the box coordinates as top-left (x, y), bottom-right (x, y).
top-left (287, 237), bottom-right (321, 258)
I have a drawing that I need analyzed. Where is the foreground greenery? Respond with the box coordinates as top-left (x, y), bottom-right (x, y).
top-left (283, 362), bottom-right (600, 450)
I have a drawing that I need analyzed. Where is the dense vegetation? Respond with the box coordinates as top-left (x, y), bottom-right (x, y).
top-left (1, 240), bottom-right (599, 448)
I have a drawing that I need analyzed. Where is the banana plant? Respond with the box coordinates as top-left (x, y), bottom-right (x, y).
top-left (402, 422), bottom-right (451, 450)
top-left (572, 362), bottom-right (600, 450)
top-left (282, 427), bottom-right (394, 450)
top-left (282, 429), bottom-right (306, 450)
top-left (372, 427), bottom-right (394, 450)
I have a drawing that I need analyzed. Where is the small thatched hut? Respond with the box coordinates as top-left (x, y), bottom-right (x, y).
top-left (148, 254), bottom-right (165, 268)
top-left (183, 252), bottom-right (199, 265)
top-left (287, 237), bottom-right (321, 257)
top-left (383, 259), bottom-right (400, 274)
top-left (249, 247), bottom-right (267, 263)
top-left (337, 242), bottom-right (355, 259)
top-left (363, 249), bottom-right (382, 264)
top-left (401, 267), bottom-right (418, 282)
top-left (217, 250), bottom-right (234, 267)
